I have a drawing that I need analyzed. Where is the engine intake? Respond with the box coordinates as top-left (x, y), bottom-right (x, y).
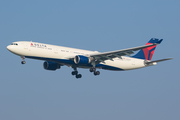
top-left (74, 55), bottom-right (91, 64)
top-left (43, 61), bottom-right (60, 71)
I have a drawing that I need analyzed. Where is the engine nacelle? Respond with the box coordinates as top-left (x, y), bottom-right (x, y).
top-left (74, 55), bottom-right (91, 64)
top-left (43, 61), bottom-right (60, 71)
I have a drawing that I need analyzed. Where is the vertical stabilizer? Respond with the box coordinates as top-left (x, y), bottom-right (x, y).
top-left (133, 38), bottom-right (163, 60)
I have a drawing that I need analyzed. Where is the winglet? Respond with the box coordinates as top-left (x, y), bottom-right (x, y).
top-left (157, 39), bottom-right (163, 44)
top-left (148, 38), bottom-right (163, 44)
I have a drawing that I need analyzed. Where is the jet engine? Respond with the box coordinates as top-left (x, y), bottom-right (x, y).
top-left (74, 55), bottom-right (92, 64)
top-left (43, 61), bottom-right (61, 70)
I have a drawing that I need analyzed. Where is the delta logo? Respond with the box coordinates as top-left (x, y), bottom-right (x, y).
top-left (30, 43), bottom-right (47, 48)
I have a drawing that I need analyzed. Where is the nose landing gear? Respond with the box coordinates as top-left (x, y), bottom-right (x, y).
top-left (21, 56), bottom-right (26, 64)
top-left (21, 61), bottom-right (26, 64)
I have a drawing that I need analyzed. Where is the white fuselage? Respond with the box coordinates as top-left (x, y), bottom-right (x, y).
top-left (7, 41), bottom-right (152, 71)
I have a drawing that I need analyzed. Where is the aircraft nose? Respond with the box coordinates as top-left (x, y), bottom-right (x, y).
top-left (7, 45), bottom-right (13, 52)
top-left (7, 45), bottom-right (10, 50)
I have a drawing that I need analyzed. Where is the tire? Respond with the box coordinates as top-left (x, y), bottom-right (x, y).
top-left (21, 61), bottom-right (26, 64)
top-left (96, 71), bottom-right (100, 75)
top-left (90, 68), bottom-right (96, 72)
top-left (76, 74), bottom-right (82, 78)
top-left (72, 71), bottom-right (78, 75)
top-left (94, 71), bottom-right (100, 76)
top-left (89, 68), bottom-right (93, 72)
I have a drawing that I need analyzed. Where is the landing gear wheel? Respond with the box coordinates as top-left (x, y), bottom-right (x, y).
top-left (94, 71), bottom-right (100, 76)
top-left (72, 71), bottom-right (78, 75)
top-left (71, 67), bottom-right (82, 79)
top-left (21, 56), bottom-right (26, 64)
top-left (21, 61), bottom-right (26, 64)
top-left (76, 74), bottom-right (82, 78)
top-left (90, 67), bottom-right (96, 72)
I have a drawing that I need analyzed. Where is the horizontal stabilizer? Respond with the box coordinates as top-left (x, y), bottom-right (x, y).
top-left (145, 58), bottom-right (173, 65)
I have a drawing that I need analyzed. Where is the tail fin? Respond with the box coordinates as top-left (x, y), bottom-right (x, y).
top-left (133, 38), bottom-right (163, 61)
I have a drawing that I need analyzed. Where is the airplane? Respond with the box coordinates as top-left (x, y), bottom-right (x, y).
top-left (7, 38), bottom-right (172, 78)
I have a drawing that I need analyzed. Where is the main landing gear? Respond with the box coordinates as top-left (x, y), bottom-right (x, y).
top-left (71, 66), bottom-right (100, 79)
top-left (21, 56), bottom-right (26, 64)
top-left (89, 67), bottom-right (100, 76)
top-left (72, 67), bottom-right (82, 79)
top-left (71, 67), bottom-right (100, 79)
top-left (89, 61), bottom-right (100, 76)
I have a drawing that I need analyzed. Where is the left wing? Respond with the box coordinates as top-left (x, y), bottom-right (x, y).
top-left (89, 43), bottom-right (159, 62)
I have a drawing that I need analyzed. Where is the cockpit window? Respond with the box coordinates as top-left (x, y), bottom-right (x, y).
top-left (11, 43), bottom-right (18, 45)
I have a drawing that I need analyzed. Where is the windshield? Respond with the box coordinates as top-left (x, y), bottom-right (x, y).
top-left (11, 43), bottom-right (18, 45)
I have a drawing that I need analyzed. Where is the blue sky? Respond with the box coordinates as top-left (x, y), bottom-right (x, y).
top-left (0, 0), bottom-right (179, 120)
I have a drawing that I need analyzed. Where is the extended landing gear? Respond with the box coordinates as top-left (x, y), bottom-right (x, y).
top-left (21, 56), bottom-right (26, 64)
top-left (89, 61), bottom-right (100, 76)
top-left (94, 71), bottom-right (100, 75)
top-left (71, 66), bottom-right (100, 79)
top-left (21, 61), bottom-right (26, 64)
top-left (89, 67), bottom-right (100, 76)
top-left (72, 67), bottom-right (82, 79)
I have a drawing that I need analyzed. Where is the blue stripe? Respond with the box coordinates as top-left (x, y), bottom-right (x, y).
top-left (25, 56), bottom-right (124, 71)
top-left (132, 49), bottom-right (145, 59)
top-left (148, 47), bottom-right (156, 60)
top-left (26, 56), bottom-right (75, 64)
